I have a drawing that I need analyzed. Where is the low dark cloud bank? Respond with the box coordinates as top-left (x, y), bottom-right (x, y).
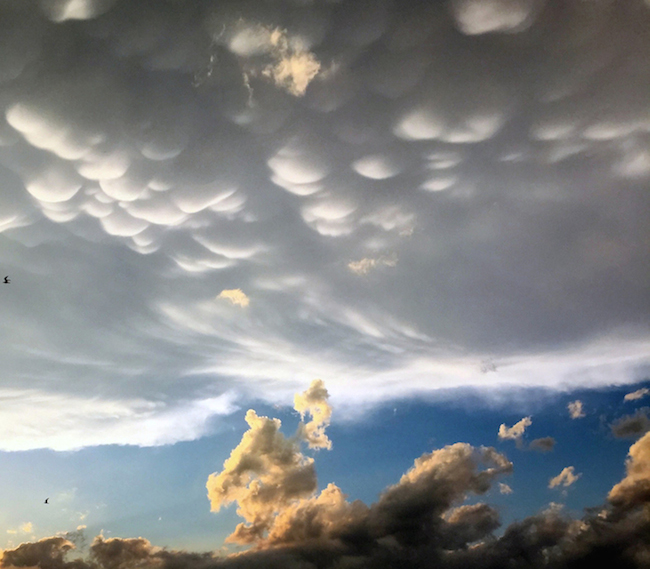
top-left (1, 438), bottom-right (649, 569)
top-left (4, 385), bottom-right (650, 569)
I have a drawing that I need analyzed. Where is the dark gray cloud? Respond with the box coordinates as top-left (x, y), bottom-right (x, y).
top-left (611, 408), bottom-right (650, 439)
top-left (3, 433), bottom-right (650, 569)
top-left (1, 0), bottom-right (650, 449)
top-left (529, 436), bottom-right (555, 453)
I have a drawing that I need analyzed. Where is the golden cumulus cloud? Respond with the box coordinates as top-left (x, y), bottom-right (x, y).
top-left (549, 466), bottom-right (581, 489)
top-left (567, 400), bottom-right (585, 419)
top-left (347, 254), bottom-right (398, 275)
top-left (624, 387), bottom-right (650, 402)
top-left (217, 289), bottom-right (250, 307)
top-left (608, 431), bottom-right (650, 509)
top-left (294, 379), bottom-right (332, 450)
top-left (262, 28), bottom-right (320, 96)
top-left (498, 416), bottom-right (531, 445)
top-left (206, 381), bottom-right (333, 543)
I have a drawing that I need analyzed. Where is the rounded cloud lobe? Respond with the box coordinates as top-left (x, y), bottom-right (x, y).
top-left (1, 0), bottom-right (650, 449)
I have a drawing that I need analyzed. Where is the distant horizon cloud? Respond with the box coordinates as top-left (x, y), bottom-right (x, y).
top-left (3, 400), bottom-right (650, 569)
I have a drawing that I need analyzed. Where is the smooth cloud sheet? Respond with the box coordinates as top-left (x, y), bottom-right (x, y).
top-left (1, 0), bottom-right (650, 450)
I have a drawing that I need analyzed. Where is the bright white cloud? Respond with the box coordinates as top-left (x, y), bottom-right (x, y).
top-left (0, 388), bottom-right (237, 451)
top-left (450, 0), bottom-right (543, 35)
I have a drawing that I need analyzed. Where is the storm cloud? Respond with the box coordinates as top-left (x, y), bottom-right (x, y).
top-left (1, 0), bottom-right (650, 450)
top-left (3, 397), bottom-right (650, 569)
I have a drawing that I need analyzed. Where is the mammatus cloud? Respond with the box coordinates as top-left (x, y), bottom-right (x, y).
top-left (529, 436), bottom-right (556, 453)
top-left (498, 416), bottom-right (531, 448)
top-left (611, 408), bottom-right (650, 439)
top-left (568, 400), bottom-right (585, 419)
top-left (449, 0), bottom-right (544, 35)
top-left (1, 0), bottom-right (650, 451)
top-left (217, 289), bottom-right (250, 308)
top-left (625, 388), bottom-right (650, 402)
top-left (549, 466), bottom-right (581, 489)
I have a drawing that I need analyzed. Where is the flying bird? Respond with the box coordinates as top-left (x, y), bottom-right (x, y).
top-left (44, 498), bottom-right (49, 504)
top-left (3, 276), bottom-right (9, 284)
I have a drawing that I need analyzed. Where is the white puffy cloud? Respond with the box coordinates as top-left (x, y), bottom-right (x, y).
top-left (567, 400), bottom-right (585, 419)
top-left (549, 466), bottom-right (581, 489)
top-left (293, 379), bottom-right (332, 449)
top-left (498, 417), bottom-right (532, 446)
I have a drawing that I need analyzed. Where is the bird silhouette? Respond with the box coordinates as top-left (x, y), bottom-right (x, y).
top-left (3, 276), bottom-right (9, 284)
top-left (44, 498), bottom-right (49, 504)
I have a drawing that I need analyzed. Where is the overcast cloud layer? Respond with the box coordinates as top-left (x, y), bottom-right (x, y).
top-left (1, 0), bottom-right (650, 450)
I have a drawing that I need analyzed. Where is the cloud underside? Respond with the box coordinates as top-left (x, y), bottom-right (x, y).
top-left (1, 0), bottom-right (650, 449)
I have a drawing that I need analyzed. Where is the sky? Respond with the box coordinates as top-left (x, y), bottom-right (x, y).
top-left (0, 0), bottom-right (650, 567)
